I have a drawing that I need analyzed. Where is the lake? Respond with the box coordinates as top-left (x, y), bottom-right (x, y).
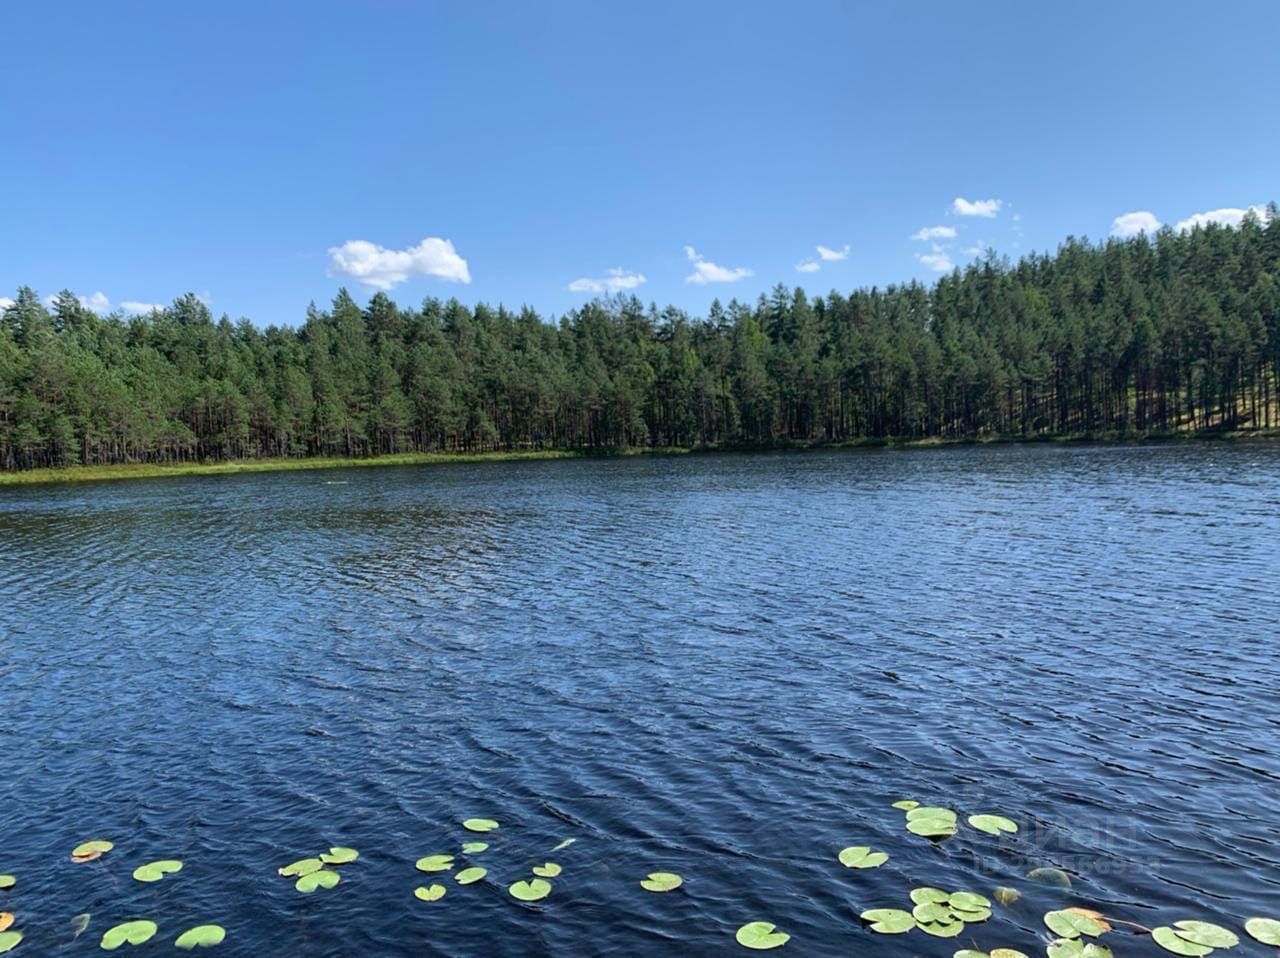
top-left (2, 444), bottom-right (1278, 956)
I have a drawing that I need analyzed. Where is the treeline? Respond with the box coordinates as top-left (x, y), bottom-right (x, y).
top-left (2, 207), bottom-right (1279, 470)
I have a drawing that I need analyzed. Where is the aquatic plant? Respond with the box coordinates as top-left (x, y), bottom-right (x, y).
top-left (953, 950), bottom-right (1029, 958)
top-left (100, 920), bottom-right (157, 950)
top-left (174, 925), bottom-right (225, 950)
top-left (891, 800), bottom-right (919, 810)
top-left (551, 838), bottom-right (576, 851)
top-left (277, 859), bottom-right (322, 878)
top-left (0, 879), bottom-right (11, 891)
top-left (1245, 918), bottom-right (1280, 946)
top-left (0, 931), bottom-right (21, 954)
top-left (1044, 909), bottom-right (1104, 939)
top-left (532, 863), bottom-right (561, 878)
top-left (0, 916), bottom-right (11, 933)
top-left (837, 846), bottom-right (888, 868)
top-left (415, 855), bottom-right (454, 872)
top-left (462, 819), bottom-right (499, 833)
top-left (968, 814), bottom-right (1018, 835)
top-left (735, 921), bottom-right (789, 950)
top-left (904, 806), bottom-right (958, 838)
top-left (1047, 942), bottom-right (1112, 958)
top-left (320, 847), bottom-right (358, 865)
top-left (1026, 866), bottom-right (1072, 887)
top-left (461, 842), bottom-right (488, 854)
top-left (508, 879), bottom-right (551, 902)
top-left (1168, 921), bottom-right (1238, 950)
top-left (993, 886), bottom-right (1021, 906)
top-left (414, 885), bottom-right (446, 902)
top-left (132, 860), bottom-right (182, 883)
top-left (455, 867), bottom-right (486, 884)
top-left (73, 841), bottom-right (113, 863)
top-left (294, 870), bottom-right (340, 894)
top-left (640, 872), bottom-right (682, 892)
top-left (859, 908), bottom-right (915, 934)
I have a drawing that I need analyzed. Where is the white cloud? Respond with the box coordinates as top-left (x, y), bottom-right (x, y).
top-left (964, 240), bottom-right (989, 257)
top-left (567, 268), bottom-right (647, 294)
top-left (1110, 211), bottom-right (1161, 238)
top-left (912, 225), bottom-right (957, 241)
top-left (795, 260), bottom-right (821, 273)
top-left (683, 245), bottom-right (752, 285)
top-left (1175, 205), bottom-right (1269, 232)
top-left (917, 252), bottom-right (955, 272)
top-left (0, 297), bottom-right (13, 310)
top-left (120, 300), bottom-right (166, 314)
top-left (952, 197), bottom-right (1002, 218)
top-left (44, 290), bottom-right (112, 312)
top-left (328, 236), bottom-right (471, 289)
top-left (816, 244), bottom-right (850, 262)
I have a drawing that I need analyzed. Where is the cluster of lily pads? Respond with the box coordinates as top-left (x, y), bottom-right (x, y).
top-left (861, 887), bottom-right (995, 938)
top-left (892, 800), bottom-right (1018, 839)
top-left (414, 818), bottom-right (501, 902)
top-left (277, 845), bottom-right (359, 893)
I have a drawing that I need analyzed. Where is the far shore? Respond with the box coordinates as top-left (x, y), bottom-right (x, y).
top-left (2, 429), bottom-right (1278, 488)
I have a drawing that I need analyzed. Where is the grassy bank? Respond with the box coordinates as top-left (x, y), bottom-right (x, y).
top-left (3, 429), bottom-right (1279, 487)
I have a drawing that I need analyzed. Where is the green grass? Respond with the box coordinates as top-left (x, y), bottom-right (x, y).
top-left (3, 429), bottom-right (1279, 487)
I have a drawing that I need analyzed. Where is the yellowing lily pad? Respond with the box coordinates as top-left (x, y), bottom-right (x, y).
top-left (640, 872), bottom-right (683, 892)
top-left (0, 916), bottom-right (11, 933)
top-left (132, 860), bottom-right (182, 883)
top-left (735, 921), bottom-right (789, 950)
top-left (993, 887), bottom-right (1021, 906)
top-left (462, 819), bottom-right (499, 833)
top-left (74, 841), bottom-right (113, 858)
top-left (414, 884), bottom-right (446, 902)
top-left (174, 925), bottom-right (225, 949)
top-left (294, 869), bottom-right (340, 893)
top-left (101, 920), bottom-right (157, 950)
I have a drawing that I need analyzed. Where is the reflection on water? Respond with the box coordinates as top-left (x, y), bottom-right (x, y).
top-left (1, 444), bottom-right (1279, 955)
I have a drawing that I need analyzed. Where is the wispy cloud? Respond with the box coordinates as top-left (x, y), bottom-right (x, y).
top-left (917, 251), bottom-right (955, 272)
top-left (684, 246), bottom-right (752, 285)
top-left (328, 236), bottom-right (470, 289)
top-left (0, 297), bottom-right (14, 311)
top-left (567, 268), bottom-right (647, 294)
top-left (816, 244), bottom-right (850, 262)
top-left (912, 225), bottom-right (957, 241)
top-left (1175, 205), bottom-right (1269, 232)
top-left (1110, 211), bottom-right (1161, 238)
top-left (964, 239), bottom-right (989, 258)
top-left (952, 197), bottom-right (1002, 218)
top-left (795, 260), bottom-right (821, 273)
top-left (120, 300), bottom-right (166, 314)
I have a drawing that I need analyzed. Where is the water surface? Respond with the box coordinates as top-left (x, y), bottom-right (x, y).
top-left (2, 445), bottom-right (1278, 955)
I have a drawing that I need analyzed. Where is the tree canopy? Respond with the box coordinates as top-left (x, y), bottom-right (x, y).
top-left (3, 208), bottom-right (1278, 470)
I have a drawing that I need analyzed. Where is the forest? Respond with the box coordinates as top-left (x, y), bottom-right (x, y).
top-left (2, 207), bottom-right (1278, 470)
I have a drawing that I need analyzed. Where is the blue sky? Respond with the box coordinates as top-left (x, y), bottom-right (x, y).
top-left (1, 0), bottom-right (1277, 325)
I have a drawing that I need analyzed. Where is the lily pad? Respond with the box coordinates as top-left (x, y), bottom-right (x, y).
top-left (0, 916), bottom-right (10, 933)
top-left (532, 862), bottom-right (561, 878)
top-left (990, 951), bottom-right (1030, 958)
top-left (0, 931), bottom-right (21, 954)
top-left (909, 887), bottom-right (949, 905)
top-left (860, 908), bottom-right (916, 934)
top-left (320, 847), bottom-right (358, 865)
top-left (1045, 910), bottom-right (1104, 939)
top-left (101, 920), bottom-right (157, 950)
top-left (1173, 921), bottom-right (1238, 949)
top-left (951, 906), bottom-right (992, 922)
top-left (907, 817), bottom-right (957, 837)
top-left (993, 886), bottom-right (1021, 906)
top-left (919, 919), bottom-right (964, 938)
top-left (0, 879), bottom-right (11, 892)
top-left (294, 869), bottom-right (340, 894)
top-left (913, 902), bottom-right (951, 923)
top-left (455, 867), bottom-right (486, 885)
top-left (462, 819), bottom-right (499, 833)
top-left (132, 860), bottom-right (183, 883)
top-left (74, 841), bottom-right (113, 858)
top-left (1027, 866), bottom-right (1072, 887)
top-left (949, 891), bottom-right (991, 911)
top-left (174, 925), bottom-right (225, 949)
top-left (552, 838), bottom-right (576, 851)
top-left (461, 842), bottom-right (489, 854)
top-left (1152, 926), bottom-right (1212, 956)
top-left (906, 806), bottom-right (957, 822)
top-left (891, 800), bottom-right (919, 810)
top-left (1245, 917), bottom-right (1280, 946)
top-left (837, 846), bottom-right (888, 869)
top-left (277, 858), bottom-right (322, 878)
top-left (735, 921), bottom-right (789, 950)
top-left (415, 855), bottom-right (455, 873)
top-left (508, 879), bottom-right (551, 902)
top-left (72, 852), bottom-right (102, 864)
top-left (640, 872), bottom-right (683, 893)
top-left (969, 814), bottom-right (1018, 835)
top-left (1049, 943), bottom-right (1112, 958)
top-left (414, 884), bottom-right (446, 901)
top-left (954, 950), bottom-right (988, 958)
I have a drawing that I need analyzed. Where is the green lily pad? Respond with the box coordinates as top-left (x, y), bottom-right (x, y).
top-left (954, 950), bottom-right (988, 958)
top-left (0, 879), bottom-right (11, 891)
top-left (860, 908), bottom-right (916, 934)
top-left (907, 817), bottom-right (957, 837)
top-left (992, 886), bottom-right (1021, 906)
top-left (735, 921), bottom-right (789, 950)
top-left (1245, 917), bottom-right (1280, 946)
top-left (910, 887), bottom-right (950, 905)
top-left (174, 925), bottom-right (225, 949)
top-left (949, 892), bottom-right (991, 911)
top-left (294, 869), bottom-right (340, 893)
top-left (1152, 927), bottom-right (1212, 956)
top-left (837, 846), bottom-right (888, 868)
top-left (969, 814), bottom-right (1018, 835)
top-left (415, 855), bottom-right (455, 872)
top-left (508, 879), bottom-right (551, 902)
top-left (919, 919), bottom-right (965, 938)
top-left (640, 872), bottom-right (683, 893)
top-left (74, 841), bottom-right (113, 858)
top-left (101, 920), bottom-right (157, 950)
top-left (462, 819), bottom-right (499, 833)
top-left (913, 903), bottom-right (951, 923)
top-left (1045, 910), bottom-right (1104, 939)
top-left (132, 860), bottom-right (183, 882)
top-left (906, 806), bottom-right (957, 821)
top-left (1173, 920), bottom-right (1238, 949)
top-left (532, 862), bottom-right (561, 878)
top-left (990, 951), bottom-right (1031, 958)
top-left (0, 932), bottom-right (21, 954)
top-left (552, 838), bottom-right (576, 851)
top-left (1049, 942), bottom-right (1113, 958)
top-left (278, 858), bottom-right (322, 877)
top-left (891, 800), bottom-right (919, 810)
top-left (414, 884), bottom-right (446, 901)
top-left (951, 906), bottom-right (992, 923)
top-left (461, 842), bottom-right (489, 854)
top-left (320, 847), bottom-right (358, 865)
top-left (455, 867), bottom-right (486, 885)
top-left (1027, 866), bottom-right (1072, 887)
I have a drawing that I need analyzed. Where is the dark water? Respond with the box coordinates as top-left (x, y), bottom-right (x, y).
top-left (2, 445), bottom-right (1279, 956)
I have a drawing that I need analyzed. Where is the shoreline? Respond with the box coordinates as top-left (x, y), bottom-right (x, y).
top-left (2, 429), bottom-right (1278, 487)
